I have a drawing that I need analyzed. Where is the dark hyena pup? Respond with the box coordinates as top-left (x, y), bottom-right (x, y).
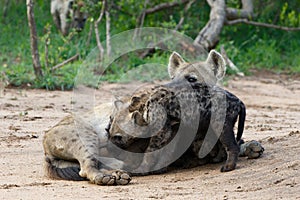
top-left (109, 50), bottom-right (263, 173)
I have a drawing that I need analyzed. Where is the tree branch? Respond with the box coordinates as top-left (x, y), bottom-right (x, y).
top-left (134, 0), bottom-right (191, 38)
top-left (94, 0), bottom-right (106, 61)
top-left (194, 0), bottom-right (226, 50)
top-left (220, 45), bottom-right (244, 76)
top-left (226, 19), bottom-right (300, 31)
top-left (26, 0), bottom-right (43, 79)
top-left (144, 0), bottom-right (190, 15)
top-left (175, 0), bottom-right (195, 31)
top-left (44, 25), bottom-right (51, 69)
top-left (226, 0), bottom-right (254, 20)
top-left (86, 21), bottom-right (93, 47)
top-left (3, 0), bottom-right (9, 19)
top-left (111, 2), bottom-right (133, 16)
top-left (105, 9), bottom-right (111, 57)
top-left (51, 54), bottom-right (79, 71)
top-left (133, 0), bottom-right (149, 39)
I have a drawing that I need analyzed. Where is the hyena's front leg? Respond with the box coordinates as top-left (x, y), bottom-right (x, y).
top-left (50, 2), bottom-right (61, 31)
top-left (219, 123), bottom-right (240, 172)
top-left (78, 156), bottom-right (131, 185)
top-left (52, 11), bottom-right (61, 31)
top-left (73, 139), bottom-right (131, 185)
top-left (59, 13), bottom-right (71, 36)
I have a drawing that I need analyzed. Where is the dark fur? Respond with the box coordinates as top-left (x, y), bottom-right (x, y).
top-left (165, 80), bottom-right (246, 172)
top-left (109, 82), bottom-right (246, 173)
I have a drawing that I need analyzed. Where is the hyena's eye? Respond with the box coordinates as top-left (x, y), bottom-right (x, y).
top-left (186, 75), bottom-right (197, 83)
top-left (68, 0), bottom-right (74, 9)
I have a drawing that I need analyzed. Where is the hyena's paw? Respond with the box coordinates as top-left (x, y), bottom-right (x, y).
top-left (92, 170), bottom-right (131, 185)
top-left (220, 163), bottom-right (236, 172)
top-left (239, 140), bottom-right (264, 159)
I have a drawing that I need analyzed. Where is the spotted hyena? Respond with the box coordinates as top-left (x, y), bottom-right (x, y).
top-left (51, 0), bottom-right (87, 36)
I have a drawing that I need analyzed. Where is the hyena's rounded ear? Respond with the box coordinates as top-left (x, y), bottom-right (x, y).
top-left (129, 96), bottom-right (141, 112)
top-left (168, 52), bottom-right (186, 79)
top-left (114, 99), bottom-right (124, 111)
top-left (132, 111), bottom-right (148, 126)
top-left (206, 50), bottom-right (226, 80)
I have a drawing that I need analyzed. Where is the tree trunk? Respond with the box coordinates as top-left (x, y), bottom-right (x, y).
top-left (105, 10), bottom-right (111, 57)
top-left (95, 0), bottom-right (106, 61)
top-left (193, 0), bottom-right (255, 51)
top-left (3, 0), bottom-right (10, 20)
top-left (26, 0), bottom-right (43, 79)
top-left (226, 0), bottom-right (254, 20)
top-left (193, 0), bottom-right (226, 50)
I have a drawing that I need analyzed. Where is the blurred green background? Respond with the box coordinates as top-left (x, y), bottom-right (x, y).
top-left (0, 0), bottom-right (299, 90)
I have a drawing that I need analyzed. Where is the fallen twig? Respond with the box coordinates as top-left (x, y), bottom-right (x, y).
top-left (51, 54), bottom-right (79, 71)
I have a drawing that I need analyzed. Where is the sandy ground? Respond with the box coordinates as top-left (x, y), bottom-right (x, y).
top-left (0, 73), bottom-right (300, 200)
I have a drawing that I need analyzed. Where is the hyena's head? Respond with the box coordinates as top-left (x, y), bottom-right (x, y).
top-left (167, 50), bottom-right (226, 86)
top-left (68, 0), bottom-right (88, 32)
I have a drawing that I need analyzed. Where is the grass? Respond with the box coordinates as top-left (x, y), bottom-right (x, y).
top-left (220, 23), bottom-right (300, 75)
top-left (0, 1), bottom-right (299, 90)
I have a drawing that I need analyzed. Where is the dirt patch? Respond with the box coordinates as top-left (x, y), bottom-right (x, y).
top-left (0, 74), bottom-right (299, 199)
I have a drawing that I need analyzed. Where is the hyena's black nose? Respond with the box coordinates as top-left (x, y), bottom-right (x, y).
top-left (76, 22), bottom-right (85, 31)
top-left (111, 134), bottom-right (124, 146)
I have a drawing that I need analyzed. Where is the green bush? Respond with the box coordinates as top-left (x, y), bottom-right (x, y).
top-left (0, 1), bottom-right (299, 90)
